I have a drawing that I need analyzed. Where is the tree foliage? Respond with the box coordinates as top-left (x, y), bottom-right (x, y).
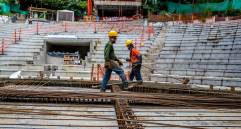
top-left (143, 0), bottom-right (161, 14)
top-left (18, 0), bottom-right (87, 16)
top-left (3, 0), bottom-right (17, 4)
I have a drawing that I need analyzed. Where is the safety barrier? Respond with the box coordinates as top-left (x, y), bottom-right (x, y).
top-left (0, 39), bottom-right (4, 55)
top-left (0, 27), bottom-right (22, 55)
top-left (12, 28), bottom-right (21, 44)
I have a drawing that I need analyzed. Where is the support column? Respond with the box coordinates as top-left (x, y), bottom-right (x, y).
top-left (87, 0), bottom-right (93, 16)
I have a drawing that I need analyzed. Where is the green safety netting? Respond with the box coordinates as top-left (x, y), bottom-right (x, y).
top-left (11, 4), bottom-right (28, 14)
top-left (0, 2), bottom-right (10, 14)
top-left (232, 0), bottom-right (241, 10)
top-left (0, 1), bottom-right (28, 15)
top-left (162, 0), bottom-right (241, 14)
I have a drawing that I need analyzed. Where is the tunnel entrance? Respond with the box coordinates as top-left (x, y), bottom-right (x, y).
top-left (47, 44), bottom-right (90, 59)
top-left (44, 35), bottom-right (93, 65)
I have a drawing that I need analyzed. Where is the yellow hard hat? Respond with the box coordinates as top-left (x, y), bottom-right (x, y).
top-left (108, 30), bottom-right (118, 37)
top-left (125, 39), bottom-right (133, 47)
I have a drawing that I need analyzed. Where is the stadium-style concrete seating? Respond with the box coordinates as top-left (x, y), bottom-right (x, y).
top-left (151, 20), bottom-right (241, 87)
top-left (0, 21), bottom-right (155, 80)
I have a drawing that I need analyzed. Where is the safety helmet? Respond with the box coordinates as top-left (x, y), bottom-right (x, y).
top-left (125, 39), bottom-right (133, 47)
top-left (108, 30), bottom-right (118, 37)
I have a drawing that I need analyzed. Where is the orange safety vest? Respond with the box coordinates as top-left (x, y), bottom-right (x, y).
top-left (130, 48), bottom-right (141, 63)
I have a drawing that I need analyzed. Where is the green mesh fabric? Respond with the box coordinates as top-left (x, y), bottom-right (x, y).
top-left (11, 4), bottom-right (28, 14)
top-left (0, 2), bottom-right (10, 14)
top-left (11, 4), bottom-right (20, 12)
top-left (0, 2), bottom-right (27, 14)
top-left (163, 0), bottom-right (241, 14)
top-left (232, 0), bottom-right (241, 10)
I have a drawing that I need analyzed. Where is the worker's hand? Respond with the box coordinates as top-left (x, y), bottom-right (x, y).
top-left (132, 63), bottom-right (141, 69)
top-left (104, 61), bottom-right (111, 69)
top-left (126, 58), bottom-right (130, 62)
top-left (116, 59), bottom-right (123, 66)
top-left (118, 60), bottom-right (123, 66)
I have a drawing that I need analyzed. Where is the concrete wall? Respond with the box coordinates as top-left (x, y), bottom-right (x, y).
top-left (47, 55), bottom-right (64, 65)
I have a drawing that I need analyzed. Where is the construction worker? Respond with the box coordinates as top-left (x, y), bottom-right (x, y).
top-left (100, 30), bottom-right (128, 92)
top-left (125, 40), bottom-right (143, 82)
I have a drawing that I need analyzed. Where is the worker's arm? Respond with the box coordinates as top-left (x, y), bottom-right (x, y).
top-left (115, 55), bottom-right (123, 66)
top-left (136, 54), bottom-right (142, 64)
top-left (104, 44), bottom-right (112, 61)
top-left (114, 55), bottom-right (118, 61)
top-left (126, 58), bottom-right (130, 62)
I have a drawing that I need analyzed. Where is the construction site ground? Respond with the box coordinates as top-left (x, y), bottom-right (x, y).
top-left (0, 79), bottom-right (240, 129)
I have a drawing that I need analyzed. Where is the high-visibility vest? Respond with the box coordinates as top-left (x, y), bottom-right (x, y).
top-left (130, 48), bottom-right (141, 64)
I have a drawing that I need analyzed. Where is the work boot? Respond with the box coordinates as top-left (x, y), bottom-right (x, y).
top-left (138, 80), bottom-right (143, 85)
top-left (122, 81), bottom-right (128, 90)
top-left (100, 89), bottom-right (106, 92)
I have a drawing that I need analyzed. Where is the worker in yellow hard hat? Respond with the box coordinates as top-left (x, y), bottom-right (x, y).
top-left (125, 39), bottom-right (143, 82)
top-left (100, 30), bottom-right (127, 92)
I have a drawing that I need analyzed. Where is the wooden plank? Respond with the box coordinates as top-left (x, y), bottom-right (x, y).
top-left (0, 103), bottom-right (115, 111)
top-left (0, 102), bottom-right (113, 108)
top-left (135, 112), bottom-right (241, 117)
top-left (0, 125), bottom-right (118, 129)
top-left (138, 116), bottom-right (241, 121)
top-left (142, 121), bottom-right (241, 127)
top-left (1, 85), bottom-right (100, 92)
top-left (134, 107), bottom-right (241, 128)
top-left (0, 119), bottom-right (117, 126)
top-left (133, 108), bottom-right (241, 113)
top-left (0, 102), bottom-right (118, 128)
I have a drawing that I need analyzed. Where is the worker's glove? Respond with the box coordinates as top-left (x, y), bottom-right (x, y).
top-left (104, 61), bottom-right (111, 69)
top-left (122, 81), bottom-right (128, 90)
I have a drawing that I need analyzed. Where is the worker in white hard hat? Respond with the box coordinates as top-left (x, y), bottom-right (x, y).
top-left (125, 39), bottom-right (143, 82)
top-left (100, 30), bottom-right (128, 92)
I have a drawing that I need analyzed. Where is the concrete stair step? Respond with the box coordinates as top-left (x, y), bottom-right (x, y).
top-left (0, 65), bottom-right (43, 70)
top-left (59, 65), bottom-right (92, 71)
top-left (2, 52), bottom-right (37, 56)
top-left (0, 69), bottom-right (91, 79)
top-left (14, 43), bottom-right (44, 46)
top-left (0, 75), bottom-right (91, 80)
top-left (23, 38), bottom-right (44, 41)
top-left (5, 48), bottom-right (41, 53)
top-left (0, 60), bottom-right (30, 65)
top-left (0, 56), bottom-right (33, 61)
top-left (151, 74), bottom-right (241, 87)
top-left (0, 64), bottom-right (92, 71)
top-left (8, 44), bottom-right (43, 49)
